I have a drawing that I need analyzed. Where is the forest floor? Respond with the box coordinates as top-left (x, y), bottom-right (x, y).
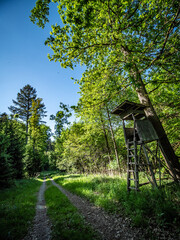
top-left (23, 176), bottom-right (178, 240)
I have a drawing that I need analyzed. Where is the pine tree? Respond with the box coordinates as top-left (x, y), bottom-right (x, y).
top-left (9, 84), bottom-right (47, 143)
top-left (7, 118), bottom-right (24, 179)
top-left (0, 114), bottom-right (13, 187)
top-left (0, 133), bottom-right (12, 187)
top-left (24, 99), bottom-right (50, 176)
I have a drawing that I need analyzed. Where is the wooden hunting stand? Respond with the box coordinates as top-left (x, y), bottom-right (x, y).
top-left (111, 100), bottom-right (162, 191)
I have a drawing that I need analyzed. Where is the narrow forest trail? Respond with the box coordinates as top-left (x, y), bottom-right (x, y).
top-left (23, 179), bottom-right (51, 240)
top-left (50, 178), bottom-right (143, 240)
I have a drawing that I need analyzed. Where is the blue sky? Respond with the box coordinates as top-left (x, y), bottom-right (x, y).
top-left (0, 0), bottom-right (85, 132)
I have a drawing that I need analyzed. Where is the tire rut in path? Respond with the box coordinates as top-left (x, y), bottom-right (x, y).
top-left (23, 179), bottom-right (51, 240)
top-left (51, 179), bottom-right (143, 240)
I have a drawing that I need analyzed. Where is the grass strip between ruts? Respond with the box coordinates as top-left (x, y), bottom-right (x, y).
top-left (45, 180), bottom-right (100, 240)
top-left (0, 178), bottom-right (42, 240)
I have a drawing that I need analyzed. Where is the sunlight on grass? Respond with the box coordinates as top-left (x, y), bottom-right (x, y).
top-left (36, 178), bottom-right (44, 182)
top-left (53, 173), bottom-right (180, 229)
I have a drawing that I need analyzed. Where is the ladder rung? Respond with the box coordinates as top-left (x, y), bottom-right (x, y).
top-left (128, 162), bottom-right (138, 165)
top-left (129, 178), bottom-right (138, 181)
top-left (129, 154), bottom-right (134, 157)
top-left (128, 187), bottom-right (138, 190)
top-left (127, 141), bottom-right (141, 145)
top-left (129, 178), bottom-right (139, 181)
top-left (128, 170), bottom-right (135, 172)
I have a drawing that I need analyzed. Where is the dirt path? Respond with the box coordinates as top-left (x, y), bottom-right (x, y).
top-left (22, 178), bottom-right (177, 240)
top-left (23, 179), bottom-right (51, 240)
top-left (51, 178), bottom-right (144, 240)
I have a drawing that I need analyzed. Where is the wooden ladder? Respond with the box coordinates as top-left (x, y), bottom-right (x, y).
top-left (127, 140), bottom-right (139, 191)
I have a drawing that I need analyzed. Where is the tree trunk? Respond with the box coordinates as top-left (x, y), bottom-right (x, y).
top-left (99, 111), bottom-right (112, 164)
top-left (106, 105), bottom-right (121, 171)
top-left (26, 119), bottom-right (28, 144)
top-left (134, 65), bottom-right (180, 180)
top-left (26, 102), bottom-right (30, 144)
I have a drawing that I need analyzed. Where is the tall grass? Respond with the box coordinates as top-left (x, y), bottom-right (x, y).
top-left (45, 181), bottom-right (100, 240)
top-left (0, 178), bottom-right (42, 240)
top-left (53, 174), bottom-right (180, 228)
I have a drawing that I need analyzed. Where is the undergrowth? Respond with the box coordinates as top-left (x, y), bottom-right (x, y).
top-left (0, 178), bottom-right (42, 240)
top-left (53, 174), bottom-right (180, 229)
top-left (45, 181), bottom-right (100, 240)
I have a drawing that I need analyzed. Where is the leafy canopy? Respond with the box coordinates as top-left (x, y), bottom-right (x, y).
top-left (31, 0), bottom-right (180, 84)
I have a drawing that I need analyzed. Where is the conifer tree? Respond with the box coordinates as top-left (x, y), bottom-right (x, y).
top-left (0, 132), bottom-right (12, 187)
top-left (24, 99), bottom-right (50, 176)
top-left (9, 84), bottom-right (47, 143)
top-left (7, 118), bottom-right (24, 179)
top-left (0, 114), bottom-right (13, 187)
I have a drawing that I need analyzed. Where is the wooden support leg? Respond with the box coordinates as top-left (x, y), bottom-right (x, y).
top-left (142, 145), bottom-right (158, 188)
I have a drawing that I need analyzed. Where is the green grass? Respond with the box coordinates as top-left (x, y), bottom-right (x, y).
top-left (1, 173), bottom-right (178, 239)
top-left (45, 181), bottom-right (100, 240)
top-left (0, 178), bottom-right (42, 240)
top-left (53, 174), bottom-right (180, 229)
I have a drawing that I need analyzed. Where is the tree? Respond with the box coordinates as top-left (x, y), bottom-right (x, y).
top-left (9, 84), bottom-right (47, 143)
top-left (0, 114), bottom-right (13, 187)
top-left (75, 62), bottom-right (140, 172)
top-left (0, 113), bottom-right (25, 185)
top-left (31, 0), bottom-right (180, 179)
top-left (50, 102), bottom-right (72, 138)
top-left (24, 99), bottom-right (43, 176)
top-left (57, 121), bottom-right (108, 173)
top-left (24, 98), bottom-right (52, 176)
top-left (6, 117), bottom-right (24, 179)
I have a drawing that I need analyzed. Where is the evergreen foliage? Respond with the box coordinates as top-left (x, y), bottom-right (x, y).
top-left (0, 131), bottom-right (12, 187)
top-left (24, 144), bottom-right (41, 177)
top-left (9, 84), bottom-right (47, 143)
top-left (0, 113), bottom-right (24, 187)
top-left (8, 84), bottom-right (37, 122)
top-left (0, 85), bottom-right (53, 187)
top-left (7, 118), bottom-right (24, 179)
top-left (24, 99), bottom-right (52, 177)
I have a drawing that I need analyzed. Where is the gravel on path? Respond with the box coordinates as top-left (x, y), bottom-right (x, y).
top-left (51, 178), bottom-right (144, 240)
top-left (23, 179), bottom-right (52, 240)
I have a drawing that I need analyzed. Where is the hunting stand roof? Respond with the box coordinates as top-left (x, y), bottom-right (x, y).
top-left (111, 100), bottom-right (146, 120)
